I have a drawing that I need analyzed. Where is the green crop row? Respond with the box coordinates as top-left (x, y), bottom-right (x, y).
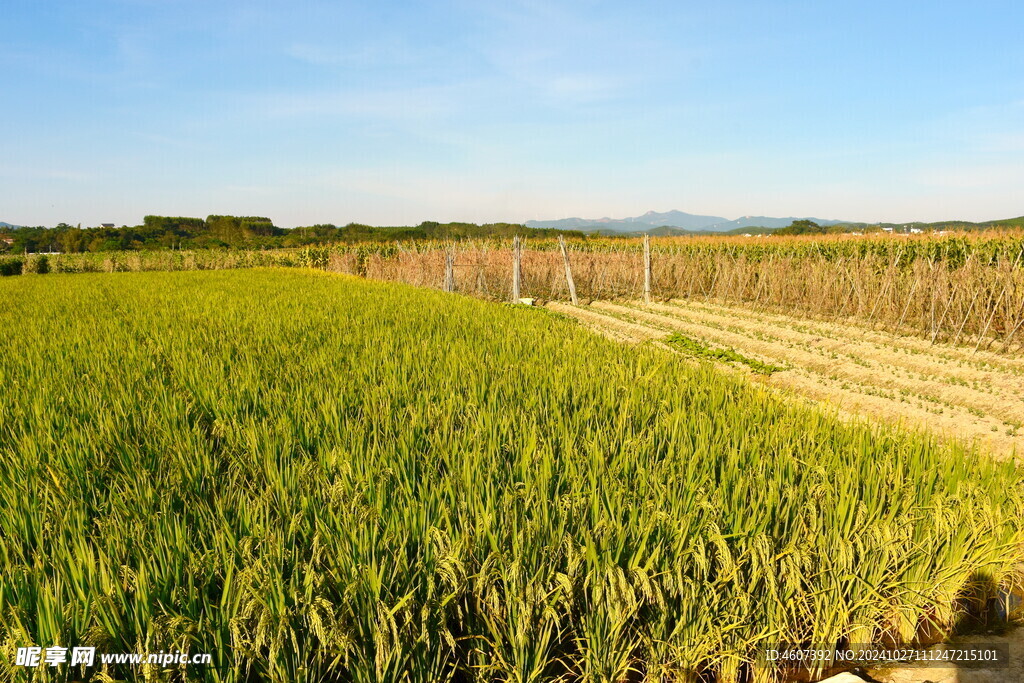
top-left (0, 269), bottom-right (1021, 682)
top-left (663, 334), bottom-right (786, 375)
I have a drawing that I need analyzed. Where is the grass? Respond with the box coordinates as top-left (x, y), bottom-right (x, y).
top-left (0, 269), bottom-right (1022, 682)
top-left (664, 333), bottom-right (786, 375)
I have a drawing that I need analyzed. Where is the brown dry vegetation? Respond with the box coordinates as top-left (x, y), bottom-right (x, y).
top-left (345, 232), bottom-right (1024, 351)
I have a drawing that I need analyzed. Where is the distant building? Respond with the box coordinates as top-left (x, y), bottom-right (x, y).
top-left (101, 223), bottom-right (115, 228)
top-left (1, 237), bottom-right (13, 246)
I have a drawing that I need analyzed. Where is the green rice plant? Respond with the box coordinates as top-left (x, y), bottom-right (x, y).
top-left (0, 269), bottom-right (1021, 682)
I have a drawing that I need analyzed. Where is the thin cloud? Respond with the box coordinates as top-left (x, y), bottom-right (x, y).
top-left (251, 83), bottom-right (469, 120)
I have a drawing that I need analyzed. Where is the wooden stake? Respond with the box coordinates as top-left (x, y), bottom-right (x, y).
top-left (512, 235), bottom-right (522, 301)
top-left (443, 246), bottom-right (455, 292)
top-left (557, 235), bottom-right (578, 305)
top-left (643, 234), bottom-right (652, 304)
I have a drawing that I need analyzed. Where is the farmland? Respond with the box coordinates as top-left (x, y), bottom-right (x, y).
top-left (550, 297), bottom-right (1024, 458)
top-left (357, 231), bottom-right (1024, 348)
top-left (1, 269), bottom-right (1022, 682)
top-left (4, 230), bottom-right (1022, 349)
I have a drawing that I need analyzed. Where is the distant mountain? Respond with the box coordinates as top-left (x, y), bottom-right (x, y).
top-left (523, 216), bottom-right (622, 230)
top-left (0, 222), bottom-right (20, 229)
top-left (624, 210), bottom-right (730, 230)
top-left (591, 226), bottom-right (697, 237)
top-left (526, 211), bottom-right (844, 233)
top-left (531, 219), bottom-right (669, 233)
top-left (527, 210), bottom-right (726, 232)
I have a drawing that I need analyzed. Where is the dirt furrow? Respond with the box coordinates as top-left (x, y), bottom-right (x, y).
top-left (547, 302), bottom-right (661, 343)
top-left (594, 302), bottom-right (1024, 430)
top-left (674, 298), bottom-right (1024, 375)
top-left (646, 301), bottom-right (1024, 397)
top-left (550, 300), bottom-right (1024, 458)
top-left (615, 301), bottom-right (1024, 417)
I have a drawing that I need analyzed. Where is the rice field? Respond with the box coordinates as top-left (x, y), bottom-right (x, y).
top-left (1, 269), bottom-right (1023, 682)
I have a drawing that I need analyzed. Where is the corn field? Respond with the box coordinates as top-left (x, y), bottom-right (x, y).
top-left (1, 269), bottom-right (1022, 682)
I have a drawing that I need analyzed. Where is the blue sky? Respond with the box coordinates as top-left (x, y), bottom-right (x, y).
top-left (2, 0), bottom-right (1022, 227)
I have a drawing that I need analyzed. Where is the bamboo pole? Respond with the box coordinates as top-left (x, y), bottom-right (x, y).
top-left (895, 276), bottom-right (920, 331)
top-left (867, 244), bottom-right (905, 326)
top-left (557, 236), bottom-right (578, 305)
top-left (952, 290), bottom-right (981, 347)
top-left (932, 251), bottom-right (975, 343)
top-left (1000, 311), bottom-right (1024, 352)
top-left (973, 248), bottom-right (1023, 353)
top-left (512, 236), bottom-right (522, 301)
top-left (932, 283), bottom-right (961, 344)
top-left (643, 234), bottom-right (652, 304)
top-left (750, 253), bottom-right (777, 311)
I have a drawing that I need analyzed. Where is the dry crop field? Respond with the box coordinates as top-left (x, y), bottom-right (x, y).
top-left (549, 298), bottom-right (1024, 459)
top-left (0, 269), bottom-right (1022, 682)
top-left (354, 231), bottom-right (1024, 347)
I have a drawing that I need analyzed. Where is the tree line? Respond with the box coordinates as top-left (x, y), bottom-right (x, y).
top-left (0, 216), bottom-right (585, 253)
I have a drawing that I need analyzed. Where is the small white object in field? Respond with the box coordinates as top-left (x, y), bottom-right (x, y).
top-left (517, 298), bottom-right (535, 306)
top-left (817, 674), bottom-right (869, 683)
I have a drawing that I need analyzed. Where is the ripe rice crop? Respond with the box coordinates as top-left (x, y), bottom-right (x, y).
top-left (0, 249), bottom-right (308, 274)
top-left (1, 269), bottom-right (1022, 682)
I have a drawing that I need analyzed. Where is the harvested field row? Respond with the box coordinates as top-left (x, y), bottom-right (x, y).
top-left (549, 299), bottom-right (1024, 459)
